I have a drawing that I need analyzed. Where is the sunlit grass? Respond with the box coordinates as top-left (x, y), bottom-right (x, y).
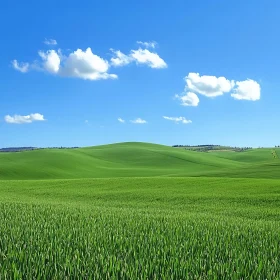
top-left (1, 177), bottom-right (280, 278)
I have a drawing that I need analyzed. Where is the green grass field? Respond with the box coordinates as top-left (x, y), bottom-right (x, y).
top-left (1, 142), bottom-right (280, 179)
top-left (0, 143), bottom-right (280, 278)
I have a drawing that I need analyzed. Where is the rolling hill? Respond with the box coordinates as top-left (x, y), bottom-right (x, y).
top-left (1, 142), bottom-right (280, 279)
top-left (0, 142), bottom-right (279, 180)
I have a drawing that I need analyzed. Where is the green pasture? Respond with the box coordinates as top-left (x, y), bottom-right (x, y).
top-left (0, 143), bottom-right (280, 278)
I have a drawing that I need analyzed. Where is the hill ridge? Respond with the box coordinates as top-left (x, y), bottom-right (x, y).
top-left (0, 142), bottom-right (279, 180)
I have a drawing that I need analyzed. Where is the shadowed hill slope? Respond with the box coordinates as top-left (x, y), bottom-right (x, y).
top-left (0, 142), bottom-right (279, 180)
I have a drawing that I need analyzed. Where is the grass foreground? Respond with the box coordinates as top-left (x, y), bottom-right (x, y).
top-left (0, 143), bottom-right (280, 279)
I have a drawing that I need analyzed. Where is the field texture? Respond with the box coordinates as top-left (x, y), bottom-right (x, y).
top-left (0, 142), bottom-right (279, 180)
top-left (0, 143), bottom-right (280, 279)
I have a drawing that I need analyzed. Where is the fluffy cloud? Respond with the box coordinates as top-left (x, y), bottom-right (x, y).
top-left (39, 50), bottom-right (60, 73)
top-left (5, 113), bottom-right (45, 124)
top-left (176, 73), bottom-right (261, 106)
top-left (163, 116), bottom-right (192, 124)
top-left (13, 48), bottom-right (117, 80)
top-left (118, 118), bottom-right (125, 123)
top-left (44, 38), bottom-right (57, 45)
top-left (110, 50), bottom-right (132, 67)
top-left (136, 41), bottom-right (157, 49)
top-left (186, 73), bottom-right (235, 97)
top-left (12, 60), bottom-right (29, 73)
top-left (111, 46), bottom-right (167, 69)
top-left (61, 48), bottom-right (117, 80)
top-left (231, 79), bottom-right (261, 101)
top-left (175, 92), bottom-right (199, 107)
top-left (13, 41), bottom-right (166, 79)
top-left (130, 49), bottom-right (167, 69)
top-left (130, 118), bottom-right (147, 124)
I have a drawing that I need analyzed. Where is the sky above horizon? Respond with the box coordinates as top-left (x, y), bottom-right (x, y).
top-left (1, 0), bottom-right (280, 148)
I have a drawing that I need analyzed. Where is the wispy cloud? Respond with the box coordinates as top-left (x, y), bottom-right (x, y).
top-left (130, 118), bottom-right (147, 124)
top-left (111, 42), bottom-right (167, 69)
top-left (136, 41), bottom-right (157, 49)
top-left (12, 60), bottom-right (29, 73)
top-left (175, 92), bottom-right (199, 107)
top-left (110, 50), bottom-right (132, 67)
top-left (163, 116), bottom-right (192, 124)
top-left (118, 118), bottom-right (125, 123)
top-left (5, 113), bottom-right (45, 124)
top-left (44, 38), bottom-right (57, 45)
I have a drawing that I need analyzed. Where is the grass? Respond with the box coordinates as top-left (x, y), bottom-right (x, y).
top-left (1, 203), bottom-right (279, 279)
top-left (0, 142), bottom-right (279, 179)
top-left (0, 143), bottom-right (280, 278)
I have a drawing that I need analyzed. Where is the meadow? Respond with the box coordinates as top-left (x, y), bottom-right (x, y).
top-left (0, 143), bottom-right (280, 279)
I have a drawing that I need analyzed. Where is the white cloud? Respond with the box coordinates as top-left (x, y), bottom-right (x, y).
top-left (44, 38), bottom-right (57, 45)
top-left (186, 73), bottom-right (235, 97)
top-left (137, 41), bottom-right (157, 49)
top-left (12, 60), bottom-right (29, 73)
top-left (110, 50), bottom-right (132, 67)
top-left (163, 116), bottom-right (192, 124)
top-left (110, 45), bottom-right (167, 69)
top-left (130, 118), bottom-right (147, 124)
top-left (175, 92), bottom-right (199, 107)
top-left (13, 42), bottom-right (166, 80)
top-left (130, 48), bottom-right (167, 69)
top-left (39, 50), bottom-right (60, 73)
top-left (118, 118), bottom-right (125, 123)
top-left (5, 113), bottom-right (45, 124)
top-left (176, 73), bottom-right (261, 107)
top-left (231, 79), bottom-right (261, 101)
top-left (61, 48), bottom-right (117, 80)
top-left (13, 48), bottom-right (117, 81)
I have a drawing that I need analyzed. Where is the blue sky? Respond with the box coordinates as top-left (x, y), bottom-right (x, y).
top-left (1, 0), bottom-right (280, 148)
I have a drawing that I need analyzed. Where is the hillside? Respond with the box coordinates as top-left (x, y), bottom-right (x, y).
top-left (0, 142), bottom-right (279, 180)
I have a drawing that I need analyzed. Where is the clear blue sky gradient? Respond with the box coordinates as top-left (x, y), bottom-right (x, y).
top-left (1, 0), bottom-right (279, 148)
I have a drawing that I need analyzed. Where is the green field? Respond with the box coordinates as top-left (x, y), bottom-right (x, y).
top-left (0, 143), bottom-right (280, 278)
top-left (0, 142), bottom-right (279, 179)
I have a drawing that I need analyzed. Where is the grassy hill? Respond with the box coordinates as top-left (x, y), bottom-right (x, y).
top-left (0, 142), bottom-right (279, 180)
top-left (1, 142), bottom-right (280, 278)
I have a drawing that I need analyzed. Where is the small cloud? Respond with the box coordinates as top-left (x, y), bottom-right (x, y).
top-left (130, 118), bottom-right (147, 124)
top-left (85, 120), bottom-right (89, 123)
top-left (186, 73), bottom-right (234, 97)
top-left (44, 38), bottom-right (57, 45)
top-left (163, 116), bottom-right (192, 124)
top-left (175, 92), bottom-right (199, 107)
top-left (118, 118), bottom-right (125, 123)
top-left (39, 50), bottom-right (60, 73)
top-left (136, 41), bottom-right (157, 49)
top-left (110, 44), bottom-right (167, 69)
top-left (130, 48), bottom-right (167, 69)
top-left (231, 79), bottom-right (261, 101)
top-left (12, 60), bottom-right (29, 73)
top-left (110, 50), bottom-right (132, 67)
top-left (5, 113), bottom-right (45, 124)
